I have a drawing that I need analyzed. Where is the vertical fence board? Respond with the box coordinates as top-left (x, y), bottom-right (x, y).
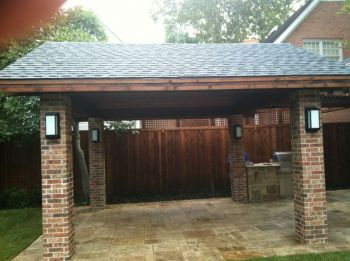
top-left (244, 125), bottom-right (291, 163)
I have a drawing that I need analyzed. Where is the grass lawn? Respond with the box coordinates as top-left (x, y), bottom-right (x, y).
top-left (249, 251), bottom-right (350, 261)
top-left (0, 208), bottom-right (42, 261)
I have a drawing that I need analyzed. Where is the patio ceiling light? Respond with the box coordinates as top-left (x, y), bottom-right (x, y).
top-left (305, 107), bottom-right (321, 132)
top-left (233, 125), bottom-right (243, 139)
top-left (91, 128), bottom-right (100, 143)
top-left (45, 112), bottom-right (60, 139)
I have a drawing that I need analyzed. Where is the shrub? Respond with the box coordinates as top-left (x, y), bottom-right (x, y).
top-left (0, 188), bottom-right (41, 209)
top-left (28, 189), bottom-right (42, 207)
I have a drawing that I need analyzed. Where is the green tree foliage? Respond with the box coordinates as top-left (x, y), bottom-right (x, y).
top-left (0, 7), bottom-right (107, 141)
top-left (152, 0), bottom-right (304, 43)
top-left (0, 93), bottom-right (39, 141)
top-left (340, 0), bottom-right (350, 51)
top-left (105, 121), bottom-right (138, 134)
top-left (342, 0), bottom-right (350, 13)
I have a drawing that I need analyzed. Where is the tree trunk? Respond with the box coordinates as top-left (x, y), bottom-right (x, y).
top-left (72, 120), bottom-right (89, 202)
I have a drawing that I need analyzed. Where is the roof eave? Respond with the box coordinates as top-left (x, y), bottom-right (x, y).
top-left (1, 75), bottom-right (350, 94)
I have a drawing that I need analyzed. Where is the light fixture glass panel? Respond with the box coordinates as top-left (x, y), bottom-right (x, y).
top-left (92, 129), bottom-right (99, 142)
top-left (235, 126), bottom-right (242, 138)
top-left (310, 109), bottom-right (320, 129)
top-left (46, 115), bottom-right (57, 135)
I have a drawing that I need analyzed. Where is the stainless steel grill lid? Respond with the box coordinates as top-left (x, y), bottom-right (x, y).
top-left (272, 152), bottom-right (292, 173)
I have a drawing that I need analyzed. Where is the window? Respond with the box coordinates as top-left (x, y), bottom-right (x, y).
top-left (303, 40), bottom-right (343, 61)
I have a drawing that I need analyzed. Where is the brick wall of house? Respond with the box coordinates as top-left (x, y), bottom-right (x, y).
top-left (286, 1), bottom-right (350, 58)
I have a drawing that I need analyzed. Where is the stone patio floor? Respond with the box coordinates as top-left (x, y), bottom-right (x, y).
top-left (14, 190), bottom-right (350, 261)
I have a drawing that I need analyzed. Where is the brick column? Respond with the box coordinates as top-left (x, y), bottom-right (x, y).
top-left (290, 90), bottom-right (327, 244)
top-left (88, 118), bottom-right (106, 209)
top-left (40, 94), bottom-right (75, 260)
top-left (229, 115), bottom-right (248, 202)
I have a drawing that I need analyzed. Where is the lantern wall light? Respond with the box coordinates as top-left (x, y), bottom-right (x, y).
top-left (45, 113), bottom-right (60, 139)
top-left (233, 124), bottom-right (243, 139)
top-left (91, 128), bottom-right (100, 143)
top-left (305, 107), bottom-right (321, 132)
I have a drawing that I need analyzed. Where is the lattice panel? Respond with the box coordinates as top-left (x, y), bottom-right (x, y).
top-left (142, 118), bottom-right (229, 129)
top-left (214, 118), bottom-right (228, 127)
top-left (142, 119), bottom-right (177, 129)
top-left (280, 109), bottom-right (291, 124)
top-left (245, 115), bottom-right (259, 125)
top-left (245, 108), bottom-right (290, 126)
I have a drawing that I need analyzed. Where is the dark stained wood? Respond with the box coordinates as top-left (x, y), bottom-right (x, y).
top-left (244, 125), bottom-right (291, 163)
top-left (1, 75), bottom-right (350, 93)
top-left (84, 107), bottom-right (234, 121)
top-left (1, 124), bottom-right (350, 200)
top-left (69, 91), bottom-right (350, 121)
top-left (104, 128), bottom-right (231, 199)
top-left (2, 75), bottom-right (350, 85)
top-left (0, 137), bottom-right (41, 192)
top-left (69, 90), bottom-right (292, 120)
top-left (323, 123), bottom-right (350, 189)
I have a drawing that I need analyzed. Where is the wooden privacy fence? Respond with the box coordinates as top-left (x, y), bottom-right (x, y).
top-left (1, 123), bottom-right (349, 201)
top-left (244, 124), bottom-right (291, 163)
top-left (323, 123), bottom-right (350, 189)
top-left (103, 127), bottom-right (230, 200)
top-left (0, 138), bottom-right (41, 192)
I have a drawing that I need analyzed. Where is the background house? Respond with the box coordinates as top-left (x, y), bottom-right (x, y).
top-left (264, 0), bottom-right (350, 61)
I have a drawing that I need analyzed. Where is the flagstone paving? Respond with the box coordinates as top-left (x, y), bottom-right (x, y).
top-left (14, 190), bottom-right (350, 260)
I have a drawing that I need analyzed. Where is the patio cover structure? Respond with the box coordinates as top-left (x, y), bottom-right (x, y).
top-left (0, 42), bottom-right (350, 260)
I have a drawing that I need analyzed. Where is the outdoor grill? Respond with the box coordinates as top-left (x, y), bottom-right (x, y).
top-left (272, 151), bottom-right (293, 173)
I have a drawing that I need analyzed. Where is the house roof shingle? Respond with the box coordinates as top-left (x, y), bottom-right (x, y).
top-left (0, 42), bottom-right (350, 80)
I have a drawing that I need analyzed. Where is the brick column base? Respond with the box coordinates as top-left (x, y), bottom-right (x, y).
top-left (88, 118), bottom-right (106, 209)
top-left (40, 94), bottom-right (75, 260)
top-left (290, 90), bottom-right (327, 244)
top-left (229, 115), bottom-right (248, 202)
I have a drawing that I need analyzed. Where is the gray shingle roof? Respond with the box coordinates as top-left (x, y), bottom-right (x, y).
top-left (0, 42), bottom-right (349, 80)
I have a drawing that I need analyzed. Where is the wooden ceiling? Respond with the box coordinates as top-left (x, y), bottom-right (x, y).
top-left (70, 89), bottom-right (291, 120)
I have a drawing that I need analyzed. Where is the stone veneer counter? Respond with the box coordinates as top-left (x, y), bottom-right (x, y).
top-left (246, 163), bottom-right (293, 201)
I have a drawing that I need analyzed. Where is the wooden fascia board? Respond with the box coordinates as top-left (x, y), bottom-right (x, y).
top-left (0, 76), bottom-right (350, 93)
